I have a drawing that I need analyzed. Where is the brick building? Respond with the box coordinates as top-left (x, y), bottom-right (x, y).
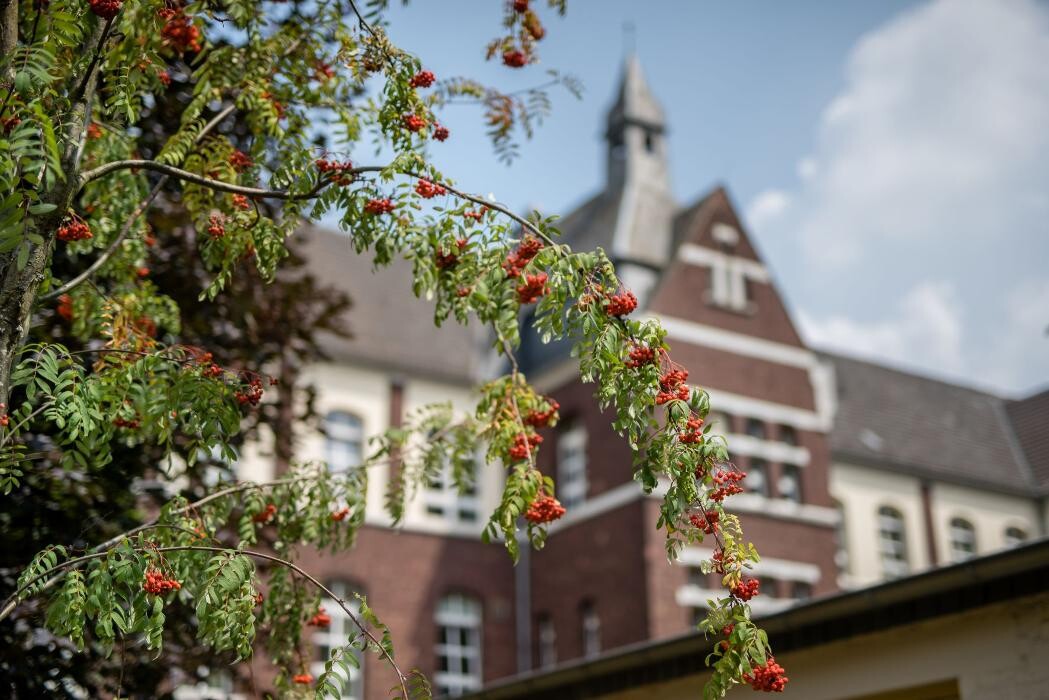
top-left (179, 56), bottom-right (1048, 700)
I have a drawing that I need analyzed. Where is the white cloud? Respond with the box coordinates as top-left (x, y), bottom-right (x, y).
top-left (784, 0), bottom-right (1049, 265)
top-left (745, 189), bottom-right (791, 230)
top-left (800, 281), bottom-right (966, 376)
top-left (756, 0), bottom-right (1049, 392)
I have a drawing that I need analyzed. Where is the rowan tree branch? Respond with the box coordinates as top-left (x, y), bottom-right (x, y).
top-left (42, 104), bottom-right (239, 303)
top-left (5, 544), bottom-right (412, 697)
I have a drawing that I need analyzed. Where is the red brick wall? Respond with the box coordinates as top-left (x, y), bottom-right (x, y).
top-left (668, 343), bottom-right (817, 410)
top-left (529, 501), bottom-right (649, 664)
top-left (248, 526), bottom-right (518, 699)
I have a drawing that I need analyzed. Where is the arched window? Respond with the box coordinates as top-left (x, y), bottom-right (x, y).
top-left (536, 613), bottom-right (556, 669)
top-left (580, 600), bottom-right (601, 659)
top-left (1004, 526), bottom-right (1028, 548)
top-left (777, 465), bottom-right (803, 503)
top-left (833, 500), bottom-right (849, 575)
top-left (435, 594), bottom-right (482, 696)
top-left (325, 411), bottom-right (363, 473)
top-left (949, 518), bottom-right (977, 562)
top-left (311, 581), bottom-right (364, 699)
top-left (878, 506), bottom-right (909, 579)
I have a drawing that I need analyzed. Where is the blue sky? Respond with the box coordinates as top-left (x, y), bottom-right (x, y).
top-left (380, 0), bottom-right (1049, 396)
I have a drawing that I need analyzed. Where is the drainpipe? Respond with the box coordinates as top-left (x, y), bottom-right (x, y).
top-left (515, 527), bottom-right (532, 674)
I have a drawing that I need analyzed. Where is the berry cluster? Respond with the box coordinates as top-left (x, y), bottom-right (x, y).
top-left (502, 236), bottom-right (543, 277)
top-left (525, 494), bottom-right (566, 524)
top-left (743, 656), bottom-right (788, 692)
top-left (516, 272), bottom-right (549, 304)
top-left (435, 249), bottom-right (459, 270)
top-left (57, 218), bottom-right (92, 242)
top-left (410, 70), bottom-right (435, 88)
top-left (502, 49), bottom-right (528, 68)
top-left (512, 0), bottom-right (528, 12)
top-left (308, 608), bottom-right (332, 627)
top-left (656, 369), bottom-right (690, 405)
top-left (330, 507), bottom-right (350, 522)
top-left (235, 376), bottom-right (264, 406)
top-left (604, 290), bottom-right (638, 317)
top-left (314, 60), bottom-right (336, 80)
top-left (56, 294), bottom-right (73, 321)
top-left (463, 207), bottom-right (488, 221)
top-left (415, 179), bottom-right (447, 199)
top-left (433, 124), bottom-right (450, 142)
top-left (508, 432), bottom-right (542, 461)
top-left (158, 70), bottom-right (171, 87)
top-left (710, 468), bottom-right (746, 502)
top-left (679, 417), bottom-right (704, 444)
top-left (113, 414), bottom-right (141, 429)
top-left (86, 123), bottom-right (103, 139)
top-left (456, 286), bottom-right (472, 298)
top-left (292, 674), bottom-right (313, 686)
top-left (730, 577), bottom-right (760, 602)
top-left (143, 569), bottom-right (181, 595)
top-left (252, 503), bottom-right (277, 524)
top-left (524, 398), bottom-right (559, 427)
top-left (364, 198), bottom-right (395, 215)
top-left (315, 158), bottom-right (355, 186)
top-left (206, 214), bottom-right (225, 239)
top-left (88, 0), bottom-right (122, 19)
top-left (719, 623), bottom-right (734, 651)
top-left (689, 509), bottom-right (719, 534)
top-left (403, 114), bottom-right (427, 132)
top-left (625, 344), bottom-right (656, 368)
top-left (232, 194), bottom-right (250, 210)
top-left (229, 150), bottom-right (252, 171)
top-left (1, 116), bottom-right (20, 135)
top-left (0, 403), bottom-right (9, 428)
top-left (159, 7), bottom-right (202, 54)
top-left (202, 362), bottom-right (224, 379)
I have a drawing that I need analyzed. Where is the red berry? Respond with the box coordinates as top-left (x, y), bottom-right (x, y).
top-left (364, 198), bottom-right (395, 215)
top-left (415, 179), bottom-right (446, 199)
top-left (525, 494), bottom-right (566, 524)
top-left (292, 673), bottom-right (313, 685)
top-left (410, 70), bottom-right (436, 88)
top-left (87, 0), bottom-right (121, 20)
top-left (433, 124), bottom-right (450, 142)
top-left (403, 114), bottom-right (427, 132)
top-left (604, 290), bottom-right (638, 317)
top-left (512, 0), bottom-right (529, 12)
top-left (502, 49), bottom-right (528, 68)
top-left (229, 150), bottom-right (253, 171)
top-left (516, 272), bottom-right (549, 304)
top-left (742, 656), bottom-right (789, 692)
top-left (56, 218), bottom-right (92, 242)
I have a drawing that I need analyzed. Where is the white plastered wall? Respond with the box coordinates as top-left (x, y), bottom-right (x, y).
top-left (829, 461), bottom-right (929, 587)
top-left (930, 482), bottom-right (1040, 562)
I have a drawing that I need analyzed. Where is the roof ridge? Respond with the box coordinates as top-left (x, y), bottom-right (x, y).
top-left (818, 348), bottom-right (1007, 399)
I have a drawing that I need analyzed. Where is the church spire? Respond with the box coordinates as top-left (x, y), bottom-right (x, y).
top-left (602, 55), bottom-right (674, 296)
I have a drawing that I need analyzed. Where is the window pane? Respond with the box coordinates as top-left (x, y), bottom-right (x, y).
top-left (748, 459), bottom-right (769, 497)
top-left (745, 418), bottom-right (766, 440)
top-left (1005, 527), bottom-right (1027, 547)
top-left (778, 424), bottom-right (798, 446)
top-left (326, 411), bottom-right (363, 474)
top-left (878, 507), bottom-right (908, 578)
top-left (778, 465), bottom-right (802, 503)
top-left (949, 518), bottom-right (976, 562)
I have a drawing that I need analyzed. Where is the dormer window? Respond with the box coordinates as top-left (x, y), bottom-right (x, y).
top-left (707, 224), bottom-right (751, 312)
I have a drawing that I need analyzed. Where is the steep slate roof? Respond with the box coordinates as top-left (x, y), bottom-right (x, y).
top-left (824, 352), bottom-right (1038, 494)
top-left (1006, 388), bottom-right (1049, 489)
top-left (295, 225), bottom-right (487, 384)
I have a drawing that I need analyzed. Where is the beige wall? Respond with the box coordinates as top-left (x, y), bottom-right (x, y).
top-left (930, 482), bottom-right (1039, 562)
top-left (830, 460), bottom-right (1042, 588)
top-left (594, 591), bottom-right (1049, 700)
top-left (830, 461), bottom-right (929, 587)
top-left (234, 362), bottom-right (497, 537)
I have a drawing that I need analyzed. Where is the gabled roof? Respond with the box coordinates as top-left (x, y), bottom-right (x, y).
top-left (824, 352), bottom-right (1039, 494)
top-left (1006, 388), bottom-right (1049, 489)
top-left (295, 225), bottom-right (487, 384)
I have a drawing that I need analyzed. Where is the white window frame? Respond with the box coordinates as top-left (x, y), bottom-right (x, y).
top-left (581, 602), bottom-right (601, 659)
top-left (434, 594), bottom-right (483, 697)
top-left (537, 615), bottom-right (557, 669)
top-left (777, 464), bottom-right (803, 504)
top-left (423, 458), bottom-right (480, 524)
top-left (325, 411), bottom-right (364, 474)
top-left (1004, 526), bottom-right (1028, 548)
top-left (878, 506), bottom-right (909, 579)
top-left (311, 581), bottom-right (364, 700)
top-left (557, 423), bottom-right (588, 509)
top-left (949, 518), bottom-right (977, 562)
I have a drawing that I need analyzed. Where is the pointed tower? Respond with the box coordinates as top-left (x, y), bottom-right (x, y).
top-left (603, 55), bottom-right (676, 303)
